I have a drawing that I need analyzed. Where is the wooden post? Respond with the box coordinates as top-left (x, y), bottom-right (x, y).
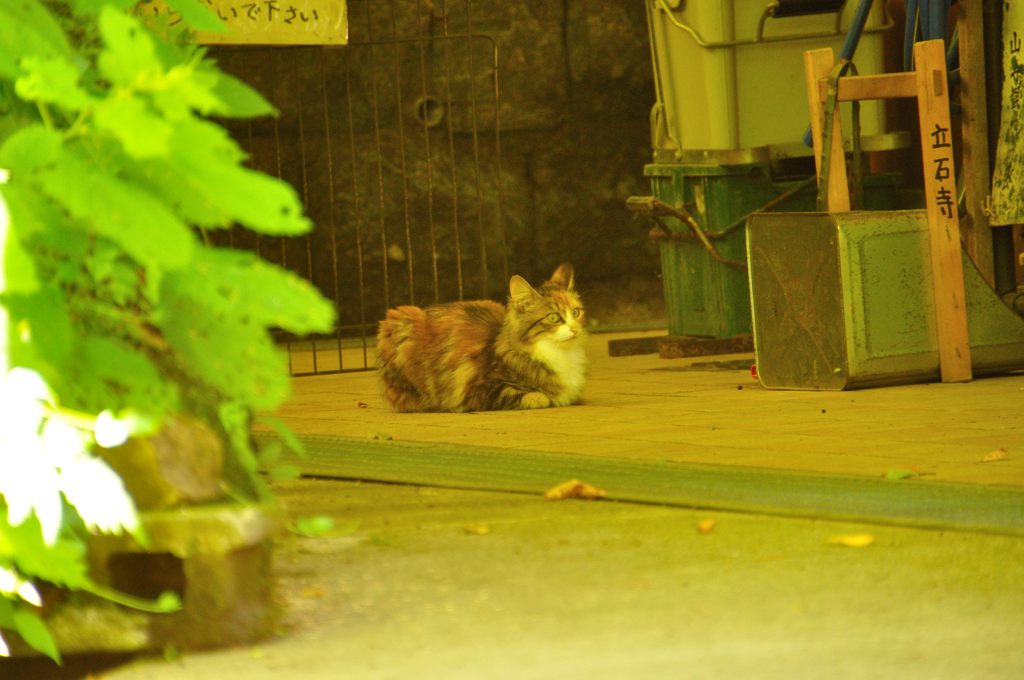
top-left (914, 39), bottom-right (972, 383)
top-left (957, 1), bottom-right (995, 286)
top-left (803, 48), bottom-right (851, 212)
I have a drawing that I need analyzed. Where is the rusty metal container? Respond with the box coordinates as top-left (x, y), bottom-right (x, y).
top-left (746, 210), bottom-right (1024, 389)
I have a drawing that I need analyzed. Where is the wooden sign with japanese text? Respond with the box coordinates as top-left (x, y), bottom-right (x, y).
top-left (990, 0), bottom-right (1023, 224)
top-left (137, 0), bottom-right (348, 45)
top-left (914, 39), bottom-right (972, 383)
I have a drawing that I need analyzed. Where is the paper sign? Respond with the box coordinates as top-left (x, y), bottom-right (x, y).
top-left (136, 0), bottom-right (348, 45)
top-left (990, 1), bottom-right (1023, 225)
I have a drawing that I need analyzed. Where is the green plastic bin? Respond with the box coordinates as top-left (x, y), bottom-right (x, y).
top-left (646, 162), bottom-right (813, 338)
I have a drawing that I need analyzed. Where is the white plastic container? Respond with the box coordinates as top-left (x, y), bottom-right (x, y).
top-left (646, 0), bottom-right (890, 153)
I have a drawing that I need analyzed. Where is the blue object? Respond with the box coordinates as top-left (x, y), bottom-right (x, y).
top-left (802, 0), bottom-right (875, 146)
top-left (903, 0), bottom-right (919, 71)
top-left (802, 0), bottom-right (956, 147)
top-left (906, 0), bottom-right (953, 70)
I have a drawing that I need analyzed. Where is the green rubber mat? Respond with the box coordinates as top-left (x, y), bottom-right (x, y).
top-left (262, 433), bottom-right (1024, 536)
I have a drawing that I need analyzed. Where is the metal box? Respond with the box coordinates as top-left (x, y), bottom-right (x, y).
top-left (746, 210), bottom-right (1024, 389)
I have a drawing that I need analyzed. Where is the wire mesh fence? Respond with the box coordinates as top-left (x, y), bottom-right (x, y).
top-left (210, 0), bottom-right (507, 375)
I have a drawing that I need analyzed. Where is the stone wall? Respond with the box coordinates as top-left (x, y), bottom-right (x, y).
top-left (213, 0), bottom-right (660, 327)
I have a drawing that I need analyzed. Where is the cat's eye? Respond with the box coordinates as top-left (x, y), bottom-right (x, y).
top-left (545, 312), bottom-right (562, 324)
top-left (571, 308), bottom-right (582, 319)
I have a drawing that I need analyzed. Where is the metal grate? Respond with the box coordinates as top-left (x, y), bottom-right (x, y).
top-left (211, 0), bottom-right (507, 375)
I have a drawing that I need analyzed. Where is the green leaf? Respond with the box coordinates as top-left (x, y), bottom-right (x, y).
top-left (257, 439), bottom-right (283, 466)
top-left (83, 581), bottom-right (182, 613)
top-left (0, 183), bottom-right (63, 238)
top-left (167, 118), bottom-right (311, 235)
top-left (93, 95), bottom-right (172, 158)
top-left (155, 590), bottom-right (182, 612)
top-left (14, 56), bottom-right (90, 112)
top-left (70, 0), bottom-right (138, 13)
top-left (291, 515), bottom-right (336, 538)
top-left (120, 156), bottom-right (233, 228)
top-left (31, 144), bottom-right (195, 272)
top-left (218, 400), bottom-right (270, 501)
top-left (0, 82), bottom-right (42, 143)
top-left (1, 185), bottom-right (40, 295)
top-left (1, 226), bottom-right (39, 296)
top-left (168, 114), bottom-right (245, 163)
top-left (0, 514), bottom-right (90, 590)
top-left (0, 0), bottom-right (75, 79)
top-left (267, 464), bottom-right (301, 482)
top-left (171, 247), bottom-right (335, 335)
top-left (149, 24), bottom-right (204, 73)
top-left (163, 0), bottom-right (226, 33)
top-left (81, 234), bottom-right (148, 307)
top-left (209, 71), bottom-right (278, 118)
top-left (885, 469), bottom-right (920, 481)
top-left (2, 287), bottom-right (73, 375)
top-left (97, 6), bottom-right (162, 87)
top-left (257, 414), bottom-right (305, 456)
top-left (201, 165), bottom-right (311, 236)
top-left (160, 291), bottom-right (292, 411)
top-left (0, 125), bottom-right (62, 173)
top-left (0, 595), bottom-right (14, 627)
top-left (150, 64), bottom-right (222, 119)
top-left (65, 336), bottom-right (179, 416)
top-left (12, 608), bottom-right (60, 664)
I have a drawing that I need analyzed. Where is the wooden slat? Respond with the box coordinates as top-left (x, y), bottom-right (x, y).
top-left (817, 72), bottom-right (917, 102)
top-left (958, 1), bottom-right (995, 285)
top-left (914, 39), bottom-right (972, 383)
top-left (803, 47), bottom-right (850, 212)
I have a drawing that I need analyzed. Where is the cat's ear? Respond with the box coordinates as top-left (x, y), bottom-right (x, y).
top-left (547, 262), bottom-right (575, 290)
top-left (509, 275), bottom-right (539, 307)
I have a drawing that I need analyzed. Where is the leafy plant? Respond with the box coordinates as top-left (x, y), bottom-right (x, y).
top-left (0, 0), bottom-right (335, 661)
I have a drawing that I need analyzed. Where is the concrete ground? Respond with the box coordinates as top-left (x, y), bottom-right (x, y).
top-left (9, 332), bottom-right (1023, 678)
top-left (95, 478), bottom-right (1023, 679)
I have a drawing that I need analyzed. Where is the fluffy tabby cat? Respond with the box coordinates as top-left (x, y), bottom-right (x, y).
top-left (376, 263), bottom-right (587, 412)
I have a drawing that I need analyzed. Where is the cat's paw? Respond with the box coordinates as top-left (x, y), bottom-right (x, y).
top-left (519, 391), bottom-right (552, 409)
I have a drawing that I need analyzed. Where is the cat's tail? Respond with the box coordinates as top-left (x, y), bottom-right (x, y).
top-left (376, 306), bottom-right (428, 411)
top-left (376, 306), bottom-right (425, 358)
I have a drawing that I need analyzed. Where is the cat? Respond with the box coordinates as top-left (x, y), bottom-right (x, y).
top-left (376, 263), bottom-right (588, 412)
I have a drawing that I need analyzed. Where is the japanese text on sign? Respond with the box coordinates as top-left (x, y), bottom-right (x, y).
top-left (990, 0), bottom-right (1023, 224)
top-left (137, 0), bottom-right (348, 45)
top-left (929, 123), bottom-right (956, 219)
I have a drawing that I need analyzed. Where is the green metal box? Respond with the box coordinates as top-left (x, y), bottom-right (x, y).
top-left (746, 210), bottom-right (1024, 389)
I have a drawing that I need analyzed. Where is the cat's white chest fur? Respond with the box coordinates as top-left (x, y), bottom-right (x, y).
top-left (531, 337), bottom-right (588, 405)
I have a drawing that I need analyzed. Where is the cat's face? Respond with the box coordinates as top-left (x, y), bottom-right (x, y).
top-left (507, 263), bottom-right (586, 346)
